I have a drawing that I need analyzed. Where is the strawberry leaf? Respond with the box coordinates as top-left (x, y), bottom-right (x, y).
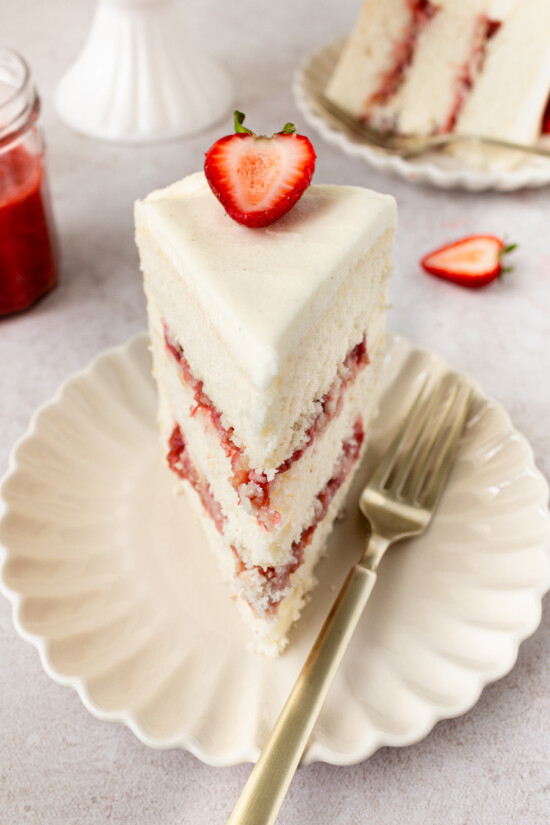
top-left (499, 241), bottom-right (518, 275)
top-left (233, 110), bottom-right (253, 135)
top-left (502, 242), bottom-right (518, 255)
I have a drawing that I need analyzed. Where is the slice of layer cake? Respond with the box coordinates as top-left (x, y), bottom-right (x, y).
top-left (135, 171), bottom-right (396, 655)
top-left (325, 0), bottom-right (550, 170)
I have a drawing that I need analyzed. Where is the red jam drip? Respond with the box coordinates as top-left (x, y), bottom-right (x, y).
top-left (441, 17), bottom-right (501, 134)
top-left (236, 417), bottom-right (365, 613)
top-left (541, 92), bottom-right (550, 134)
top-left (367, 0), bottom-right (439, 111)
top-left (0, 144), bottom-right (58, 316)
top-left (167, 424), bottom-right (226, 534)
top-left (164, 327), bottom-right (369, 528)
top-left (484, 19), bottom-right (501, 40)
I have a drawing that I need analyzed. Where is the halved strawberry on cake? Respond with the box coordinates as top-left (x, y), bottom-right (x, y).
top-left (134, 115), bottom-right (396, 655)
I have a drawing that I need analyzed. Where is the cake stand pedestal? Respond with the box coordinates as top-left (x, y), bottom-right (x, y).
top-left (55, 0), bottom-right (233, 143)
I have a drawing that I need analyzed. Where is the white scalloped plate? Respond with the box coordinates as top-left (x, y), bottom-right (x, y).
top-left (1, 334), bottom-right (549, 766)
top-left (293, 39), bottom-right (550, 192)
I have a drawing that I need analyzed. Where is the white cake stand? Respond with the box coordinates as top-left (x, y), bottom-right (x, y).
top-left (55, 0), bottom-right (233, 143)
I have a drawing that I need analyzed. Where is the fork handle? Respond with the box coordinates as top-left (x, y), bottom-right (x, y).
top-left (226, 561), bottom-right (377, 825)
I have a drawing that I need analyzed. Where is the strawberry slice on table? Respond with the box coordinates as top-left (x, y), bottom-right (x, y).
top-left (204, 110), bottom-right (316, 228)
top-left (421, 235), bottom-right (517, 288)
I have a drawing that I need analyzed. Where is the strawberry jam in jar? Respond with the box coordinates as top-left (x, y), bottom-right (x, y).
top-left (0, 47), bottom-right (58, 316)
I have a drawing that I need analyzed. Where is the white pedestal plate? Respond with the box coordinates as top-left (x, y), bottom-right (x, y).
top-left (55, 0), bottom-right (233, 142)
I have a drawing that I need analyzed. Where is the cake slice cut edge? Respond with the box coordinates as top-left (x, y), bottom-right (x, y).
top-left (135, 172), bottom-right (396, 655)
top-left (169, 404), bottom-right (372, 657)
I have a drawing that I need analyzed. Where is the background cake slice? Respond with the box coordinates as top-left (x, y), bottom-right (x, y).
top-left (135, 171), bottom-right (396, 655)
top-left (452, 0), bottom-right (550, 170)
top-left (325, 0), bottom-right (550, 170)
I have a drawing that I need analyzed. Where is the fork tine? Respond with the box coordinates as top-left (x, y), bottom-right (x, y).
top-left (317, 93), bottom-right (550, 160)
top-left (390, 378), bottom-right (448, 497)
top-left (319, 94), bottom-right (396, 149)
top-left (411, 380), bottom-right (472, 510)
top-left (403, 377), bottom-right (461, 499)
top-left (370, 376), bottom-right (433, 490)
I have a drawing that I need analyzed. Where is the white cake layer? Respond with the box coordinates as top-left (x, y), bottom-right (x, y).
top-left (146, 246), bottom-right (386, 469)
top-left (325, 0), bottom-right (412, 118)
top-left (454, 0), bottom-right (550, 170)
top-left (487, 0), bottom-right (516, 16)
top-left (135, 173), bottom-right (396, 471)
top-left (370, 0), bottom-right (489, 135)
top-left (180, 428), bottom-right (368, 656)
top-left (139, 223), bottom-right (393, 473)
top-left (151, 294), bottom-right (384, 568)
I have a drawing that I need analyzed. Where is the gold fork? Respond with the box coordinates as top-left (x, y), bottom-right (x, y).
top-left (226, 374), bottom-right (473, 825)
top-left (316, 93), bottom-right (550, 161)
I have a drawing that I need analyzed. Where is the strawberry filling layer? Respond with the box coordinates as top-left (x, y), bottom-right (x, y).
top-left (164, 327), bottom-right (369, 529)
top-left (167, 425), bottom-right (225, 533)
top-left (235, 417), bottom-right (365, 614)
top-left (367, 0), bottom-right (439, 111)
top-left (166, 417), bottom-right (365, 616)
top-left (543, 94), bottom-right (550, 134)
top-left (367, 6), bottom-right (501, 136)
top-left (441, 17), bottom-right (501, 134)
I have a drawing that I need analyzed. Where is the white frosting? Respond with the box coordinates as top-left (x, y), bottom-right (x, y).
top-left (136, 172), bottom-right (396, 390)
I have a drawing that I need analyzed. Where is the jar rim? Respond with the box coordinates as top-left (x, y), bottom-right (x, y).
top-left (0, 45), bottom-right (35, 140)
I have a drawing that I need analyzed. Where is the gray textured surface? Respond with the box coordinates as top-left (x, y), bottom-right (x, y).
top-left (1, 1), bottom-right (550, 823)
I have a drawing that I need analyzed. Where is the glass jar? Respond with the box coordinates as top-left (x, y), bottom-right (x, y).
top-left (0, 46), bottom-right (59, 316)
